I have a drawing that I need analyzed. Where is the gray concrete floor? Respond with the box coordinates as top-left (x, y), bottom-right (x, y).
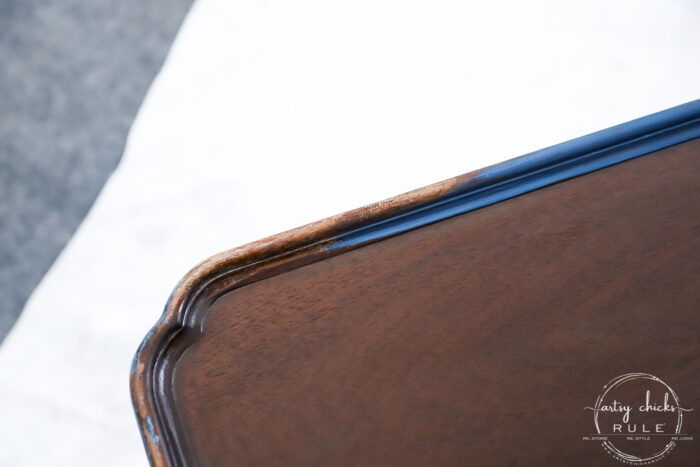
top-left (0, 0), bottom-right (192, 341)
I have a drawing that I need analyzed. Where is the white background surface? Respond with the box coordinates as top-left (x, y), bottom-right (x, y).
top-left (0, 1), bottom-right (698, 465)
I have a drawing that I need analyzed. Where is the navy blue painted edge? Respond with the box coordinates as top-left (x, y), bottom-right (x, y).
top-left (327, 100), bottom-right (700, 250)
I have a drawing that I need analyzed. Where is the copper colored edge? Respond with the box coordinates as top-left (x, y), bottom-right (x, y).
top-left (129, 167), bottom-right (481, 465)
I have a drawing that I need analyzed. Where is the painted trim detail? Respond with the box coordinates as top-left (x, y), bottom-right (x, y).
top-left (328, 100), bottom-right (700, 249)
top-left (131, 99), bottom-right (700, 466)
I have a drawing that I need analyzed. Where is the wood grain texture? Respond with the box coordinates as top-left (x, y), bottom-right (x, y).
top-left (135, 138), bottom-right (699, 466)
top-left (130, 163), bottom-right (485, 466)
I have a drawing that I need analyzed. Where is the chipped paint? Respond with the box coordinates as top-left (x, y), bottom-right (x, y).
top-left (131, 329), bottom-right (154, 375)
top-left (146, 416), bottom-right (160, 447)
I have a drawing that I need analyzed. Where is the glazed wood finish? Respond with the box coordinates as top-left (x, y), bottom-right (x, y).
top-left (131, 100), bottom-right (700, 466)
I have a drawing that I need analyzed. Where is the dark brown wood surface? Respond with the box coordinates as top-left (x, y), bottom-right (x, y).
top-left (138, 139), bottom-right (700, 466)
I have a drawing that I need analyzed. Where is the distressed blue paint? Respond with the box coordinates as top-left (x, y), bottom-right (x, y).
top-left (131, 327), bottom-right (155, 375)
top-left (146, 416), bottom-right (161, 447)
top-left (328, 100), bottom-right (700, 250)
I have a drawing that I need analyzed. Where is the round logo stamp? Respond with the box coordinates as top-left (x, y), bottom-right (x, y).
top-left (583, 373), bottom-right (693, 464)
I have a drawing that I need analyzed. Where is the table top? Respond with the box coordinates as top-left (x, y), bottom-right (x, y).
top-left (131, 101), bottom-right (700, 466)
